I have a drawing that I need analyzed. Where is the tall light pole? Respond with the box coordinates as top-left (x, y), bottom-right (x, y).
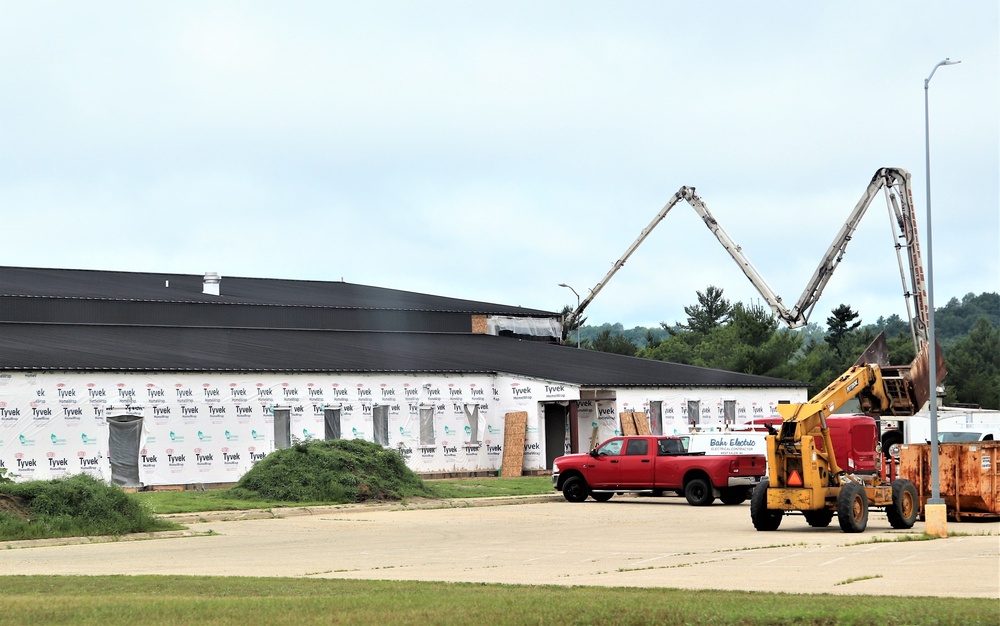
top-left (559, 283), bottom-right (581, 347)
top-left (923, 57), bottom-right (960, 527)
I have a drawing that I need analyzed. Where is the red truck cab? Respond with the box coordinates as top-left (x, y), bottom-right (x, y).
top-left (552, 435), bottom-right (766, 506)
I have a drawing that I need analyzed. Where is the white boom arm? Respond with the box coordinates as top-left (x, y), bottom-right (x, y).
top-left (568, 168), bottom-right (929, 352)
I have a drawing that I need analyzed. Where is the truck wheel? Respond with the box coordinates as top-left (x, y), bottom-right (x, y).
top-left (750, 479), bottom-right (782, 531)
top-left (803, 509), bottom-right (834, 527)
top-left (561, 476), bottom-right (590, 503)
top-left (719, 488), bottom-right (748, 505)
top-left (883, 431), bottom-right (903, 461)
top-left (684, 477), bottom-right (715, 506)
top-left (837, 482), bottom-right (869, 533)
top-left (591, 492), bottom-right (614, 502)
top-left (887, 479), bottom-right (918, 529)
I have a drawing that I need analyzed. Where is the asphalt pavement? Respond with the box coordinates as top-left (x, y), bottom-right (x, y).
top-left (1, 493), bottom-right (997, 598)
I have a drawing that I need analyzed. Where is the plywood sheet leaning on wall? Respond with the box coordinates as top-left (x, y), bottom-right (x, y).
top-left (500, 411), bottom-right (528, 477)
top-left (620, 412), bottom-right (650, 436)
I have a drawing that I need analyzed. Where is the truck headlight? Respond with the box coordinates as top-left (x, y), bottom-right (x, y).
top-left (552, 462), bottom-right (560, 473)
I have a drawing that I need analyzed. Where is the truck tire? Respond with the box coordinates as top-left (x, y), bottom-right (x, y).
top-left (887, 479), bottom-right (918, 529)
top-left (882, 431), bottom-right (904, 461)
top-left (837, 482), bottom-right (869, 533)
top-left (750, 479), bottom-right (782, 531)
top-left (591, 492), bottom-right (614, 502)
top-left (561, 476), bottom-right (590, 503)
top-left (719, 488), bottom-right (748, 505)
top-left (684, 477), bottom-right (715, 506)
top-left (803, 509), bottom-right (834, 527)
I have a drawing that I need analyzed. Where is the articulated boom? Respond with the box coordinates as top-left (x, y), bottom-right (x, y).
top-left (566, 168), bottom-right (929, 355)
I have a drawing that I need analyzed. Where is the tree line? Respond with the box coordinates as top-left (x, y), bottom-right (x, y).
top-left (562, 288), bottom-right (999, 409)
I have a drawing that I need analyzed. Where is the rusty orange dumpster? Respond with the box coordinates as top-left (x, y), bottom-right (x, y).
top-left (899, 441), bottom-right (1000, 520)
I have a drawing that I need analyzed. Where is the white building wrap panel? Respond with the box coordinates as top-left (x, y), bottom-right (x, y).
top-left (0, 371), bottom-right (804, 486)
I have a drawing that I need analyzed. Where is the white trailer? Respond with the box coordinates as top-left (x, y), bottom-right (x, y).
top-left (881, 406), bottom-right (999, 458)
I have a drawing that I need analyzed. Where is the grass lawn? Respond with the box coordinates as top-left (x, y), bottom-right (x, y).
top-left (0, 576), bottom-right (993, 625)
top-left (136, 475), bottom-right (554, 514)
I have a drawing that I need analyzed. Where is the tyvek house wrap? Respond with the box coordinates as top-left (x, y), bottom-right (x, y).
top-left (0, 371), bottom-right (561, 486)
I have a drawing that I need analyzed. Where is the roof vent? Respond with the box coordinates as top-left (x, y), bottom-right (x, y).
top-left (203, 272), bottom-right (221, 296)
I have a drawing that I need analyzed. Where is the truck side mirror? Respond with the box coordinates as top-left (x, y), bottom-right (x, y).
top-left (589, 449), bottom-right (599, 458)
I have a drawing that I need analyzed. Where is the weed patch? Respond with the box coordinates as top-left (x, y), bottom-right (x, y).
top-left (0, 474), bottom-right (179, 541)
top-left (229, 439), bottom-right (434, 503)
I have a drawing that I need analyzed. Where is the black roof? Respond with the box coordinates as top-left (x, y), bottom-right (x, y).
top-left (0, 266), bottom-right (554, 316)
top-left (0, 322), bottom-right (803, 388)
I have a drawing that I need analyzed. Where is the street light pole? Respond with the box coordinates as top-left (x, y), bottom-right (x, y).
top-left (558, 283), bottom-right (581, 347)
top-left (923, 57), bottom-right (959, 532)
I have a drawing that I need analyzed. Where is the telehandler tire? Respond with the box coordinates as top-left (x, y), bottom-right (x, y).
top-left (887, 479), bottom-right (918, 529)
top-left (750, 479), bottom-right (782, 531)
top-left (719, 488), bottom-right (748, 505)
top-left (837, 482), bottom-right (869, 533)
top-left (803, 509), bottom-right (834, 527)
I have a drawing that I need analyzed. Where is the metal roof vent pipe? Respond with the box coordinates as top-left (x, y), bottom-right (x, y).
top-left (203, 272), bottom-right (221, 296)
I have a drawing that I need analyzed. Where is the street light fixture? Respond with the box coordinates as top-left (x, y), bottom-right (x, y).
top-left (558, 283), bottom-right (581, 347)
top-left (923, 57), bottom-right (959, 529)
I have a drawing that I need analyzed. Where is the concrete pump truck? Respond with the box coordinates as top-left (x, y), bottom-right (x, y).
top-left (564, 167), bottom-right (939, 532)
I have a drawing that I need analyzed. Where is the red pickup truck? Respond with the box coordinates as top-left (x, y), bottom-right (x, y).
top-left (552, 435), bottom-right (766, 506)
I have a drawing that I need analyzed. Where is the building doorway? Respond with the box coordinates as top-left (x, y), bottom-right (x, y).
top-left (107, 414), bottom-right (142, 488)
top-left (543, 403), bottom-right (568, 469)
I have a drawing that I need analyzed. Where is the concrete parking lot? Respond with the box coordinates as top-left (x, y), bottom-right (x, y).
top-left (1, 494), bottom-right (997, 598)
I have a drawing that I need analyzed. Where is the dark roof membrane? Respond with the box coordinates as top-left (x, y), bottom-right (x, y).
top-left (0, 323), bottom-right (804, 388)
top-left (0, 266), bottom-right (555, 316)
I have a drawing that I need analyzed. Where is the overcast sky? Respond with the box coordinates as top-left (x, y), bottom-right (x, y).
top-left (2, 2), bottom-right (997, 330)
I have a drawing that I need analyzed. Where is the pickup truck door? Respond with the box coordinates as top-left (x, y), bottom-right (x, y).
top-left (619, 438), bottom-right (655, 487)
top-left (588, 438), bottom-right (625, 488)
top-left (655, 438), bottom-right (685, 486)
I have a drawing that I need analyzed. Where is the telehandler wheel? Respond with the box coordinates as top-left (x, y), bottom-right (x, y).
top-left (887, 479), bottom-right (919, 529)
top-left (837, 482), bottom-right (869, 533)
top-left (684, 477), bottom-right (715, 506)
top-left (719, 488), bottom-right (748, 505)
top-left (591, 492), bottom-right (614, 502)
top-left (561, 476), bottom-right (590, 503)
top-left (803, 509), bottom-right (834, 527)
top-left (750, 479), bottom-right (782, 531)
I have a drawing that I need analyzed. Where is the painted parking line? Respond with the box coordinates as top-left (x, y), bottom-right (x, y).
top-left (525, 551), bottom-right (568, 562)
top-left (633, 553), bottom-right (681, 565)
top-left (756, 553), bottom-right (802, 565)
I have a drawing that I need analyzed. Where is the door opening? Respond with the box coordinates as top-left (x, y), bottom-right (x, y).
top-left (543, 403), bottom-right (568, 469)
top-left (107, 415), bottom-right (142, 488)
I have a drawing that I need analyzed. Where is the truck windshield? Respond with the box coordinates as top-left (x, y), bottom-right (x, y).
top-left (938, 432), bottom-right (982, 443)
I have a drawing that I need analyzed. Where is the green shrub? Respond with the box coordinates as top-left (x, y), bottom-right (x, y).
top-left (0, 473), bottom-right (176, 540)
top-left (230, 439), bottom-right (433, 503)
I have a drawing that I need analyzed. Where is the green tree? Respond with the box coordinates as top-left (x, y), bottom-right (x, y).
top-left (690, 303), bottom-right (802, 378)
top-left (934, 293), bottom-right (1000, 344)
top-left (825, 304), bottom-right (862, 359)
top-left (587, 329), bottom-right (638, 356)
top-left (638, 331), bottom-right (697, 364)
top-left (943, 317), bottom-right (1000, 409)
top-left (676, 285), bottom-right (731, 335)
